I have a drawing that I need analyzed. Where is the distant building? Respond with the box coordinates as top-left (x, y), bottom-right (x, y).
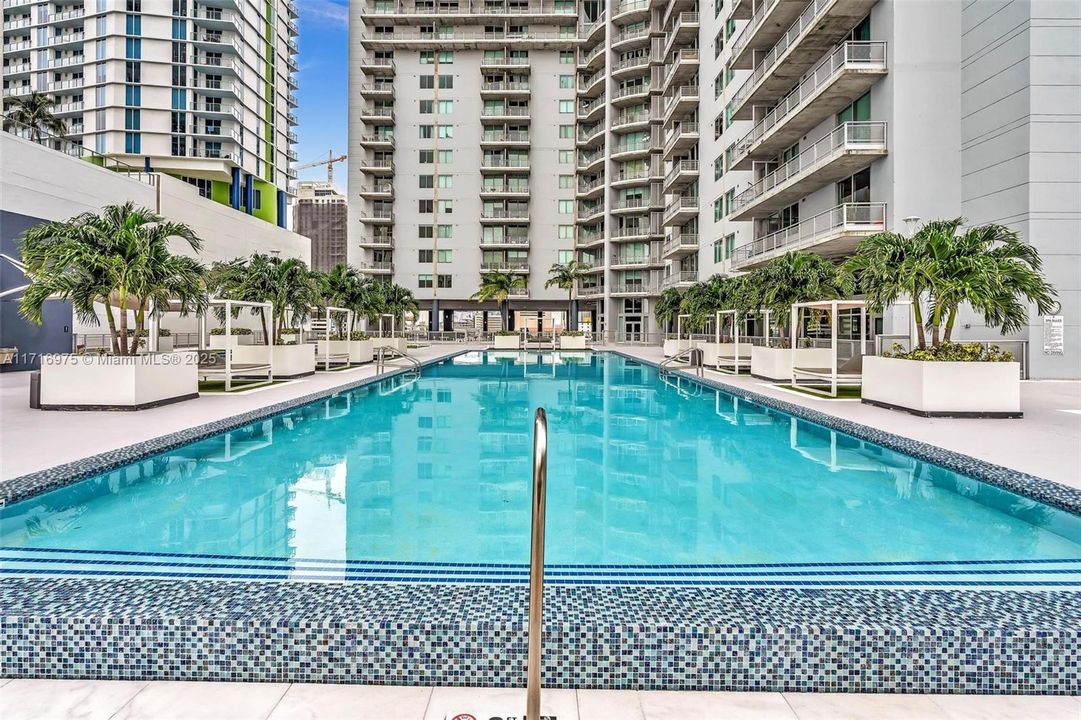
top-left (295, 181), bottom-right (347, 271)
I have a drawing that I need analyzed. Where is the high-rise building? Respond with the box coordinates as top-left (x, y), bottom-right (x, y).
top-left (2, 0), bottom-right (300, 228)
top-left (295, 180), bottom-right (347, 271)
top-left (348, 1), bottom-right (584, 331)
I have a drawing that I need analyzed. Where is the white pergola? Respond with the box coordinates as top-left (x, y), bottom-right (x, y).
top-left (199, 298), bottom-right (273, 392)
top-left (712, 309), bottom-right (749, 374)
top-left (790, 299), bottom-right (868, 398)
top-left (377, 313), bottom-right (397, 337)
top-left (319, 305), bottom-right (354, 371)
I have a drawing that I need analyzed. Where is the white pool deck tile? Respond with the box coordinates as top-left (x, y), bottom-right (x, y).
top-left (0, 680), bottom-right (1076, 719)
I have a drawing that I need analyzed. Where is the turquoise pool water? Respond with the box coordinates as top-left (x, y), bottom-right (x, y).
top-left (3, 351), bottom-right (1080, 586)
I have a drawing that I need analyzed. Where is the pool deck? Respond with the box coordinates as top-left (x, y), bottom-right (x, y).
top-left (609, 344), bottom-right (1081, 489)
top-left (1, 678), bottom-right (1078, 719)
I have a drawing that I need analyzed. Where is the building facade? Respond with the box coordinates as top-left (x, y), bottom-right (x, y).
top-left (348, 1), bottom-right (584, 330)
top-left (2, 0), bottom-right (299, 227)
top-left (295, 180), bottom-right (347, 271)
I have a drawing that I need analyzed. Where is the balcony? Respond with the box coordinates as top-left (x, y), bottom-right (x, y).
top-left (360, 1), bottom-right (575, 24)
top-left (611, 54), bottom-right (650, 80)
top-left (611, 83), bottom-right (651, 107)
top-left (578, 68), bottom-right (606, 98)
top-left (732, 0), bottom-right (880, 96)
top-left (611, 139), bottom-right (653, 160)
top-left (611, 224), bottom-right (661, 241)
top-left (480, 130), bottom-right (531, 147)
top-left (46, 78), bottom-right (83, 92)
top-left (359, 235), bottom-right (394, 248)
top-left (662, 159), bottom-right (698, 192)
top-left (359, 83), bottom-right (395, 98)
top-left (45, 31), bottom-right (83, 47)
top-left (613, 0), bottom-right (650, 23)
top-left (576, 176), bottom-right (605, 199)
top-left (662, 270), bottom-right (697, 288)
top-left (480, 260), bottom-right (530, 273)
top-left (359, 210), bottom-right (395, 224)
top-left (358, 182), bottom-right (394, 199)
top-left (360, 261), bottom-right (394, 274)
top-left (360, 29), bottom-right (573, 49)
top-left (358, 157), bottom-right (395, 173)
top-left (47, 8), bottom-right (84, 25)
top-left (577, 123), bottom-right (605, 148)
top-left (662, 195), bottom-right (698, 226)
top-left (359, 106), bottom-right (395, 124)
top-left (357, 134), bottom-right (395, 149)
top-left (578, 42), bottom-right (607, 71)
top-left (481, 156), bottom-right (531, 172)
top-left (577, 203), bottom-right (605, 224)
top-left (662, 85), bottom-right (698, 124)
top-left (662, 233), bottom-right (699, 259)
top-left (611, 26), bottom-right (651, 52)
top-left (610, 250), bottom-right (663, 269)
top-left (610, 282), bottom-right (659, 297)
top-left (480, 105), bottom-right (531, 120)
top-left (4, 62), bottom-right (30, 76)
top-left (729, 0), bottom-right (809, 68)
top-left (480, 181), bottom-right (530, 198)
top-left (577, 283), bottom-right (604, 299)
top-left (52, 101), bottom-right (84, 115)
top-left (578, 95), bottom-right (606, 123)
top-left (481, 207), bottom-right (531, 223)
top-left (480, 80), bottom-right (531, 97)
top-left (731, 121), bottom-right (888, 220)
top-left (731, 42), bottom-right (888, 165)
top-left (612, 108), bottom-right (651, 132)
top-left (359, 56), bottom-right (395, 74)
top-left (577, 232), bottom-right (605, 249)
top-left (662, 48), bottom-right (700, 91)
top-left (577, 148), bottom-right (605, 173)
top-left (732, 202), bottom-right (887, 269)
top-left (480, 235), bottom-right (530, 249)
top-left (661, 12), bottom-right (699, 55)
top-left (190, 102), bottom-right (242, 122)
top-left (579, 18), bottom-right (606, 45)
top-left (611, 197), bottom-right (655, 215)
top-left (193, 78), bottom-right (241, 96)
top-left (192, 55), bottom-right (242, 74)
top-left (662, 122), bottom-right (699, 161)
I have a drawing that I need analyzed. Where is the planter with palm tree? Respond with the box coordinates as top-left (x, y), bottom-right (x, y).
top-left (655, 287), bottom-right (684, 354)
top-left (315, 264), bottom-right (375, 364)
top-left (19, 203), bottom-right (205, 409)
top-left (493, 330), bottom-right (522, 350)
top-left (472, 271), bottom-right (525, 336)
top-left (744, 251), bottom-right (853, 381)
top-left (847, 219), bottom-right (1055, 417)
top-left (369, 281), bottom-right (417, 352)
top-left (558, 330), bottom-right (588, 350)
top-left (211, 254), bottom-right (322, 378)
top-left (544, 260), bottom-right (589, 332)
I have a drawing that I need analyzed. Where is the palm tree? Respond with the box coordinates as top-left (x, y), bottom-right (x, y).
top-left (845, 218), bottom-right (1056, 348)
top-left (319, 262), bottom-right (365, 335)
top-left (19, 202), bottom-right (206, 355)
top-left (472, 271), bottom-right (525, 329)
top-left (752, 251), bottom-right (853, 342)
top-left (4, 91), bottom-right (68, 141)
top-left (654, 287), bottom-right (684, 334)
top-left (378, 282), bottom-right (419, 327)
top-left (208, 254), bottom-right (276, 343)
top-left (265, 257), bottom-right (324, 343)
top-left (544, 260), bottom-right (590, 330)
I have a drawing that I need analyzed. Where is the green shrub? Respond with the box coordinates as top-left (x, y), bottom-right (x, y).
top-left (209, 327), bottom-right (253, 336)
top-left (560, 330), bottom-right (584, 337)
top-left (883, 341), bottom-right (1013, 363)
top-left (495, 330), bottom-right (519, 336)
top-left (349, 332), bottom-right (371, 341)
top-left (281, 327), bottom-right (301, 334)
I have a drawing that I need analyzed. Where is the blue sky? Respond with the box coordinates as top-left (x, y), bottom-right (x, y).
top-left (294, 0), bottom-right (349, 190)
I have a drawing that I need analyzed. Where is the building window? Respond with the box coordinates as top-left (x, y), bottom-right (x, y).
top-left (124, 108), bottom-right (140, 130)
top-left (124, 132), bottom-right (140, 153)
top-left (558, 225), bottom-right (574, 239)
top-left (438, 199), bottom-right (453, 213)
top-left (436, 125), bottom-right (453, 139)
top-left (558, 150), bottom-right (573, 163)
top-left (559, 175), bottom-right (573, 188)
top-left (438, 274), bottom-right (452, 288)
top-left (439, 74), bottom-right (453, 89)
top-left (420, 75), bottom-right (434, 88)
top-left (837, 167), bottom-right (871, 204)
top-left (714, 156), bottom-right (724, 180)
top-left (724, 233), bottom-right (735, 259)
top-left (438, 174), bottom-right (452, 188)
top-left (559, 51), bottom-right (574, 63)
top-left (713, 199), bottom-right (723, 222)
top-left (419, 125), bottom-right (433, 138)
top-left (558, 200), bottom-right (573, 214)
top-left (559, 100), bottom-right (573, 113)
top-left (438, 150), bottom-right (452, 163)
top-left (713, 239), bottom-right (722, 263)
top-left (724, 189), bottom-right (735, 216)
top-left (559, 74), bottom-right (573, 88)
top-left (419, 200), bottom-right (434, 213)
top-left (558, 250), bottom-right (574, 264)
top-left (419, 150), bottom-right (434, 163)
top-left (419, 274), bottom-right (433, 288)
top-left (419, 100), bottom-right (433, 114)
top-left (559, 125), bottom-right (573, 138)
top-left (837, 91), bottom-right (871, 125)
top-left (419, 175), bottom-right (434, 188)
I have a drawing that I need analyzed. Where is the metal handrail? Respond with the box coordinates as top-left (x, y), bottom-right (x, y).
top-left (375, 345), bottom-right (420, 374)
top-left (526, 407), bottom-right (548, 720)
top-left (659, 346), bottom-right (703, 377)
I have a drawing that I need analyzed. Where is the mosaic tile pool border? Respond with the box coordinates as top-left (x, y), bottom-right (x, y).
top-left (609, 349), bottom-right (1081, 516)
top-left (0, 349), bottom-right (472, 506)
top-left (1, 577), bottom-right (1078, 692)
top-left (2, 349), bottom-right (1079, 690)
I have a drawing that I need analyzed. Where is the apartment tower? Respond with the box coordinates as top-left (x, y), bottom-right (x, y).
top-left (349, 0), bottom-right (583, 332)
top-left (295, 180), bottom-right (347, 271)
top-left (2, 0), bottom-right (299, 227)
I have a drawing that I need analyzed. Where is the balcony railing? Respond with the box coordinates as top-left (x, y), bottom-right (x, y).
top-left (732, 202), bottom-right (887, 266)
top-left (611, 251), bottom-right (662, 266)
top-left (663, 271), bottom-right (698, 287)
top-left (481, 208), bottom-right (530, 220)
top-left (612, 198), bottom-right (654, 211)
top-left (481, 261), bottom-right (530, 271)
top-left (662, 233), bottom-right (699, 256)
top-left (733, 122), bottom-right (888, 212)
top-left (482, 81), bottom-right (531, 92)
top-left (481, 106), bottom-right (530, 117)
top-left (610, 282), bottom-right (659, 295)
top-left (481, 235), bottom-right (530, 246)
top-left (361, 262), bottom-right (394, 272)
top-left (664, 159), bottom-right (698, 186)
top-left (612, 84), bottom-right (650, 100)
top-left (612, 139), bottom-right (652, 154)
top-left (481, 157), bottom-right (531, 168)
top-left (613, 109), bottom-right (650, 127)
top-left (482, 130), bottom-right (531, 143)
top-left (732, 42), bottom-right (888, 163)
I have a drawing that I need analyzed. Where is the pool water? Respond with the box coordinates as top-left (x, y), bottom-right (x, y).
top-left (3, 351), bottom-right (1080, 587)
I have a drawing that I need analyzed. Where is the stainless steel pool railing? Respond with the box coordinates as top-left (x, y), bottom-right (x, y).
top-left (658, 346), bottom-right (704, 377)
top-left (526, 407), bottom-right (548, 720)
top-left (375, 345), bottom-right (421, 374)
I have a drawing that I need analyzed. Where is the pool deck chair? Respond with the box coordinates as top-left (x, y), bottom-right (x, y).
top-left (199, 299), bottom-right (274, 392)
top-left (790, 299), bottom-right (868, 398)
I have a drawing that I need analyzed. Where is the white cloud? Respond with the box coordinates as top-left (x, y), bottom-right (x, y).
top-left (298, 0), bottom-right (347, 26)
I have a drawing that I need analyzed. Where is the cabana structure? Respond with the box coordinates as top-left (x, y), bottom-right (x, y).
top-left (790, 299), bottom-right (868, 397)
top-left (373, 313), bottom-right (407, 353)
top-left (198, 299), bottom-right (273, 392)
top-left (662, 314), bottom-right (694, 357)
top-left (316, 306), bottom-right (353, 371)
top-left (705, 309), bottom-right (753, 374)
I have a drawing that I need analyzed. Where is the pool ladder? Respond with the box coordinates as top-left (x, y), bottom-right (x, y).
top-left (526, 408), bottom-right (548, 720)
top-left (374, 345), bottom-right (421, 375)
top-left (659, 346), bottom-right (704, 377)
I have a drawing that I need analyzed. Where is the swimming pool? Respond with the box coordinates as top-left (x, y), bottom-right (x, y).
top-left (3, 350), bottom-right (1080, 587)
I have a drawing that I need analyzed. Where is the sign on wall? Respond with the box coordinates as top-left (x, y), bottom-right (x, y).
top-left (1043, 315), bottom-right (1064, 355)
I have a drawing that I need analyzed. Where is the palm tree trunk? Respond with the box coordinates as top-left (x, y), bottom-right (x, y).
top-left (929, 303), bottom-right (943, 348)
top-left (501, 301), bottom-right (508, 330)
top-left (258, 308), bottom-right (269, 346)
top-left (117, 290), bottom-right (129, 356)
top-left (912, 299), bottom-right (927, 349)
top-left (943, 307), bottom-right (958, 343)
top-left (133, 303), bottom-right (145, 356)
top-left (103, 301), bottom-right (120, 355)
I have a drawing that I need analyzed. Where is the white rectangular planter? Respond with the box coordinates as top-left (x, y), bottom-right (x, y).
top-left (350, 339), bottom-right (374, 363)
top-left (372, 337), bottom-right (407, 353)
top-left (156, 336), bottom-right (174, 353)
top-left (315, 339), bottom-right (352, 368)
top-left (493, 335), bottom-right (521, 350)
top-left (559, 335), bottom-right (587, 350)
top-left (701, 342), bottom-right (754, 367)
top-left (663, 338), bottom-right (694, 357)
top-left (40, 351), bottom-right (199, 410)
top-left (233, 344), bottom-right (316, 379)
top-left (862, 356), bottom-right (1022, 417)
top-left (209, 335), bottom-right (249, 349)
top-left (750, 346), bottom-right (835, 382)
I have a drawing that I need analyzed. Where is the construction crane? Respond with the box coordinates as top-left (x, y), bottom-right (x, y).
top-left (296, 149), bottom-right (347, 185)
